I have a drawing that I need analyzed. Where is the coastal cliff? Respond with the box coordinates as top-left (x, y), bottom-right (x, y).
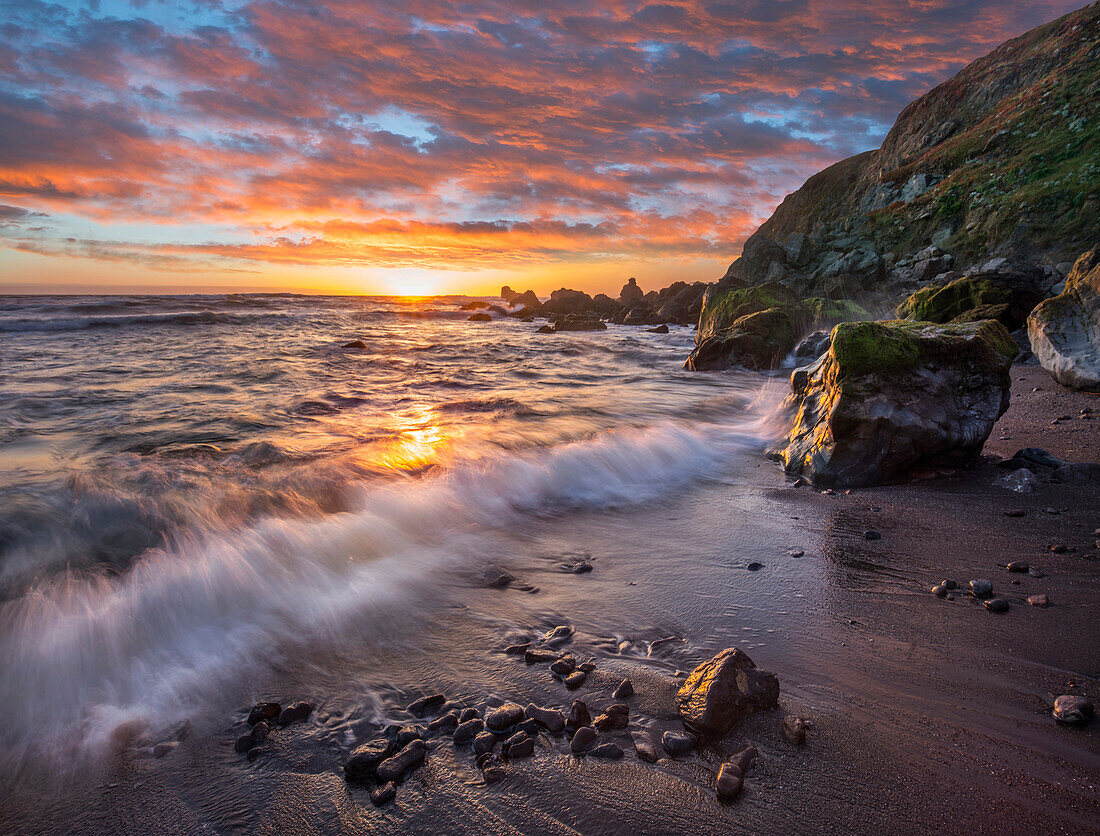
top-left (720, 2), bottom-right (1099, 302)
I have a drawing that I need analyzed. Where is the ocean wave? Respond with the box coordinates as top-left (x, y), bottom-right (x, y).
top-left (0, 409), bottom-right (779, 769)
top-left (0, 309), bottom-right (291, 333)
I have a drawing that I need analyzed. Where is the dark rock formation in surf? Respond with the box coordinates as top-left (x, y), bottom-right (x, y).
top-left (767, 319), bottom-right (1017, 487)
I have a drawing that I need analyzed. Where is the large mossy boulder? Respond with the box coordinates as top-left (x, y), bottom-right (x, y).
top-left (767, 319), bottom-right (1017, 487)
top-left (1028, 249), bottom-right (1100, 391)
top-left (896, 274), bottom-right (1041, 330)
top-left (686, 282), bottom-right (871, 371)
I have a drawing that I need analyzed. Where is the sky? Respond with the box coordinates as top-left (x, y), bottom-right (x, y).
top-left (0, 0), bottom-right (1086, 296)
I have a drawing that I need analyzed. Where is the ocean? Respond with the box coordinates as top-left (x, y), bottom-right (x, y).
top-left (0, 293), bottom-right (783, 771)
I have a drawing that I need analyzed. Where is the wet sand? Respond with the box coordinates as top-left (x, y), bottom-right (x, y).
top-left (2, 368), bottom-right (1098, 835)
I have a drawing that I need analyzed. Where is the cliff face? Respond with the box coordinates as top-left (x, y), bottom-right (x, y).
top-left (724, 2), bottom-right (1099, 301)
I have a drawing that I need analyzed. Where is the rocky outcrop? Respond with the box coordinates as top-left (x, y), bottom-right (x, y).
top-left (685, 282), bottom-right (871, 371)
top-left (896, 272), bottom-right (1043, 330)
top-left (675, 648), bottom-right (779, 736)
top-left (768, 319), bottom-right (1017, 487)
top-left (541, 288), bottom-right (595, 317)
top-left (1028, 248), bottom-right (1100, 391)
top-left (618, 277), bottom-right (643, 304)
top-left (715, 5), bottom-right (1098, 303)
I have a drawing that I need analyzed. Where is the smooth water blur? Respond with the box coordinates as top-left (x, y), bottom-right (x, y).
top-left (0, 293), bottom-right (783, 767)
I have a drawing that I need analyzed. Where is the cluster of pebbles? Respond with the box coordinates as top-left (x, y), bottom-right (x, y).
top-left (231, 629), bottom-right (805, 808)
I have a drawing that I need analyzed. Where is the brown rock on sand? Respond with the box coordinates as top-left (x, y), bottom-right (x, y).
top-left (675, 648), bottom-right (779, 735)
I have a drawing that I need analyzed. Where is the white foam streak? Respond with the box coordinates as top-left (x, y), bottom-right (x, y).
top-left (0, 408), bottom-right (779, 768)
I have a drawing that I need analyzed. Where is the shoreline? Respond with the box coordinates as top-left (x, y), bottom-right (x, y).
top-left (1, 368), bottom-right (1097, 834)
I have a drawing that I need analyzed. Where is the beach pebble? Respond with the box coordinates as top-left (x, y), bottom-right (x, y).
top-left (407, 693), bottom-right (446, 717)
top-left (788, 549), bottom-right (804, 557)
top-left (631, 732), bottom-right (658, 763)
top-left (579, 659), bottom-right (596, 673)
top-left (504, 643), bottom-right (530, 656)
top-left (344, 738), bottom-right (393, 779)
top-left (1027, 594), bottom-right (1050, 607)
top-left (427, 712), bottom-right (458, 733)
top-left (782, 716), bottom-right (807, 745)
top-left (984, 597), bottom-right (1010, 613)
top-left (661, 731), bottom-right (696, 757)
top-left (152, 741), bottom-right (178, 759)
top-left (968, 579), bottom-right (993, 598)
top-left (565, 671), bottom-right (587, 690)
top-left (613, 679), bottom-right (634, 700)
top-left (570, 726), bottom-right (598, 754)
top-left (1028, 567), bottom-right (1045, 578)
top-left (550, 655), bottom-right (576, 677)
top-left (247, 702), bottom-right (281, 726)
top-left (473, 732), bottom-right (497, 756)
top-left (1050, 544), bottom-right (1067, 554)
top-left (394, 725), bottom-right (422, 747)
top-left (247, 747), bottom-right (263, 762)
top-left (931, 584), bottom-right (947, 597)
top-left (525, 704), bottom-right (565, 733)
top-left (482, 764), bottom-right (507, 784)
top-left (1053, 695), bottom-right (1093, 725)
top-left (589, 742), bottom-right (624, 759)
top-left (731, 744), bottom-right (758, 773)
top-left (746, 562), bottom-right (764, 571)
top-left (277, 701), bottom-right (313, 726)
top-left (503, 732), bottom-right (534, 759)
top-left (940, 579), bottom-right (957, 590)
top-left (1003, 510), bottom-right (1026, 517)
top-left (568, 700), bottom-right (591, 730)
top-left (250, 721), bottom-right (270, 744)
top-left (525, 647), bottom-right (560, 665)
top-left (617, 640), bottom-right (633, 654)
top-left (716, 762), bottom-right (744, 800)
top-left (484, 567), bottom-right (515, 588)
top-left (376, 739), bottom-right (427, 783)
top-left (485, 703), bottom-right (525, 733)
top-left (453, 718), bottom-right (484, 744)
top-left (541, 625), bottom-right (575, 646)
top-left (864, 530), bottom-right (882, 541)
top-left (370, 782), bottom-right (396, 806)
top-left (1006, 561), bottom-right (1029, 573)
top-left (593, 704), bottom-right (629, 731)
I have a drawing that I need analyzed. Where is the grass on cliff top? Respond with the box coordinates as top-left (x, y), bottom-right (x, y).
top-left (866, 29), bottom-right (1100, 263)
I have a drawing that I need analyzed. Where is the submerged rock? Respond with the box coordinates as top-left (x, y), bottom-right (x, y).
top-left (768, 320), bottom-right (1016, 487)
top-left (468, 312), bottom-right (492, 322)
top-left (1028, 249), bottom-right (1100, 391)
top-left (407, 694), bottom-right (446, 717)
top-left (277, 701), bottom-right (313, 726)
top-left (248, 702), bottom-right (281, 726)
top-left (675, 648), bottom-right (780, 735)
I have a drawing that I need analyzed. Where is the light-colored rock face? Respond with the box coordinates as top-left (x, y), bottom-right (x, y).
top-left (768, 319), bottom-right (1017, 487)
top-left (1028, 249), bottom-right (1100, 392)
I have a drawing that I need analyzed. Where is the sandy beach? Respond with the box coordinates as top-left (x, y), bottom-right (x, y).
top-left (2, 367), bottom-right (1096, 836)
